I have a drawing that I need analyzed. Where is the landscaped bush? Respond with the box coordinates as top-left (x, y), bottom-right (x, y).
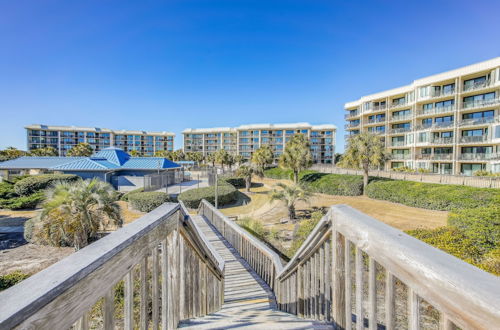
top-left (0, 191), bottom-right (45, 210)
top-left (365, 180), bottom-right (500, 211)
top-left (120, 187), bottom-right (144, 201)
top-left (14, 174), bottom-right (79, 196)
top-left (128, 192), bottom-right (171, 212)
top-left (300, 172), bottom-right (364, 196)
top-left (220, 176), bottom-right (246, 189)
top-left (0, 181), bottom-right (17, 199)
top-left (24, 216), bottom-right (37, 243)
top-left (263, 167), bottom-right (293, 180)
top-left (0, 271), bottom-right (31, 291)
top-left (448, 204), bottom-right (500, 253)
top-left (178, 181), bottom-right (238, 208)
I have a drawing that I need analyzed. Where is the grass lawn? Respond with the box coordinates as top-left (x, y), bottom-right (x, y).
top-left (220, 177), bottom-right (448, 231)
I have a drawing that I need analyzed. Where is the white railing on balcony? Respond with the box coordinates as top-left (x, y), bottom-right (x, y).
top-left (430, 88), bottom-right (455, 98)
top-left (0, 203), bottom-right (225, 330)
top-left (389, 127), bottom-right (412, 134)
top-left (463, 80), bottom-right (492, 92)
top-left (462, 98), bottom-right (500, 110)
top-left (390, 153), bottom-right (411, 160)
top-left (415, 153), bottom-right (432, 160)
top-left (416, 105), bottom-right (455, 116)
top-left (416, 121), bottom-right (455, 130)
top-left (459, 116), bottom-right (498, 127)
top-left (459, 153), bottom-right (500, 161)
top-left (459, 135), bottom-right (490, 143)
top-left (389, 101), bottom-right (409, 109)
top-left (344, 122), bottom-right (360, 129)
top-left (366, 117), bottom-right (386, 124)
top-left (391, 140), bottom-right (407, 147)
top-left (430, 137), bottom-right (454, 144)
top-left (433, 153), bottom-right (454, 160)
top-left (344, 111), bottom-right (360, 119)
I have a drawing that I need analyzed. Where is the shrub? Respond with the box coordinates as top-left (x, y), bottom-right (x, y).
top-left (365, 180), bottom-right (500, 211)
top-left (263, 168), bottom-right (293, 180)
top-left (300, 172), bottom-right (364, 196)
top-left (120, 187), bottom-right (144, 201)
top-left (220, 176), bottom-right (245, 189)
top-left (178, 182), bottom-right (238, 208)
top-left (128, 192), bottom-right (171, 212)
top-left (448, 204), bottom-right (500, 253)
top-left (24, 216), bottom-right (38, 242)
top-left (14, 174), bottom-right (79, 196)
top-left (0, 271), bottom-right (31, 291)
top-left (0, 191), bottom-right (45, 210)
top-left (479, 248), bottom-right (500, 275)
top-left (474, 170), bottom-right (500, 177)
top-left (0, 181), bottom-right (16, 199)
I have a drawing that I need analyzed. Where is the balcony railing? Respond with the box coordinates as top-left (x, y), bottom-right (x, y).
top-left (416, 105), bottom-right (455, 116)
top-left (390, 153), bottom-right (411, 160)
top-left (459, 153), bottom-right (500, 161)
top-left (463, 80), bottom-right (492, 93)
top-left (344, 111), bottom-right (360, 119)
top-left (390, 114), bottom-right (412, 122)
top-left (390, 101), bottom-right (409, 109)
top-left (462, 98), bottom-right (500, 110)
top-left (416, 121), bottom-right (454, 130)
top-left (430, 88), bottom-right (456, 98)
top-left (389, 127), bottom-right (412, 134)
top-left (433, 153), bottom-right (454, 160)
top-left (391, 140), bottom-right (408, 147)
top-left (366, 117), bottom-right (386, 124)
top-left (459, 135), bottom-right (490, 143)
top-left (431, 137), bottom-right (454, 145)
top-left (459, 116), bottom-right (498, 127)
top-left (415, 153), bottom-right (432, 160)
top-left (344, 122), bottom-right (360, 129)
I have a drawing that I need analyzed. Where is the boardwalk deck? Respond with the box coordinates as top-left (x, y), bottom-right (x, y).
top-left (178, 215), bottom-right (331, 329)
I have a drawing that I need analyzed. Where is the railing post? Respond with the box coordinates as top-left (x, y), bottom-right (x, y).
top-left (332, 225), bottom-right (346, 329)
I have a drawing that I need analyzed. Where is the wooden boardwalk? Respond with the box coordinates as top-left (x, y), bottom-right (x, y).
top-left (178, 215), bottom-right (331, 329)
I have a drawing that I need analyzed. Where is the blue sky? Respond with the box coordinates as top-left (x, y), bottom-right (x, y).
top-left (1, 0), bottom-right (499, 152)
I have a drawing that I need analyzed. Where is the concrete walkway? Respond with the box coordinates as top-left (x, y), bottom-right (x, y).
top-left (178, 215), bottom-right (331, 329)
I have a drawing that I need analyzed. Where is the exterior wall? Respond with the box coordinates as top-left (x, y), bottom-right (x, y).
top-left (26, 125), bottom-right (175, 156)
top-left (62, 171), bottom-right (108, 182)
top-left (183, 123), bottom-right (337, 164)
top-left (345, 57), bottom-right (500, 175)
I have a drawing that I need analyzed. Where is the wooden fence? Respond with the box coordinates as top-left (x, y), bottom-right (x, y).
top-left (0, 203), bottom-right (225, 330)
top-left (199, 200), bottom-right (500, 329)
top-left (311, 164), bottom-right (500, 188)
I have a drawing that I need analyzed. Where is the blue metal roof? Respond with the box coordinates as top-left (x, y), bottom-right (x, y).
top-left (51, 158), bottom-right (120, 171)
top-left (121, 157), bottom-right (181, 170)
top-left (92, 147), bottom-right (130, 166)
top-left (0, 157), bottom-right (85, 169)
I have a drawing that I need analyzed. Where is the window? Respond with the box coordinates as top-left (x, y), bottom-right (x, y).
top-left (443, 83), bottom-right (455, 94)
top-left (462, 110), bottom-right (494, 119)
top-left (422, 118), bottom-right (432, 126)
top-left (393, 109), bottom-right (411, 117)
top-left (435, 116), bottom-right (453, 123)
top-left (421, 148), bottom-right (432, 154)
top-left (419, 86), bottom-right (429, 98)
top-left (435, 99), bottom-right (454, 108)
top-left (462, 129), bottom-right (486, 137)
top-left (464, 75), bottom-right (487, 90)
top-left (461, 146), bottom-right (492, 154)
top-left (441, 131), bottom-right (453, 138)
top-left (434, 147), bottom-right (452, 154)
top-left (463, 92), bottom-right (496, 106)
top-left (392, 123), bottom-right (410, 129)
top-left (461, 163), bottom-right (485, 176)
top-left (418, 132), bottom-right (429, 142)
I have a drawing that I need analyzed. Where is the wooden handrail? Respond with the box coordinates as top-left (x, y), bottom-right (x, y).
top-left (273, 204), bottom-right (500, 329)
top-left (0, 203), bottom-right (225, 330)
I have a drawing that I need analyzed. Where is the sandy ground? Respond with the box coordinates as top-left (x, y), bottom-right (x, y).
top-left (117, 201), bottom-right (145, 225)
top-left (221, 177), bottom-right (448, 231)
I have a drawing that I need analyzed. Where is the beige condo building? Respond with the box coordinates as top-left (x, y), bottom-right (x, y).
top-left (345, 57), bottom-right (500, 175)
top-left (183, 123), bottom-right (336, 164)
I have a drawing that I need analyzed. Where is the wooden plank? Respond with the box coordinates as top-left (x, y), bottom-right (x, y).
top-left (368, 258), bottom-right (376, 330)
top-left (76, 312), bottom-right (88, 330)
top-left (408, 288), bottom-right (419, 330)
top-left (124, 270), bottom-right (134, 330)
top-left (355, 247), bottom-right (363, 330)
top-left (103, 287), bottom-right (114, 330)
top-left (333, 231), bottom-right (346, 328)
top-left (345, 240), bottom-right (352, 330)
top-left (385, 271), bottom-right (394, 330)
top-left (152, 246), bottom-right (160, 330)
top-left (161, 238), bottom-right (168, 330)
top-left (179, 236), bottom-right (185, 321)
top-left (324, 238), bottom-right (331, 321)
top-left (440, 314), bottom-right (454, 330)
top-left (140, 257), bottom-right (148, 330)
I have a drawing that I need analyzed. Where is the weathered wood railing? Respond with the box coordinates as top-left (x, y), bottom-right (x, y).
top-left (275, 205), bottom-right (500, 329)
top-left (198, 199), bottom-right (283, 289)
top-left (198, 200), bottom-right (500, 329)
top-left (0, 203), bottom-right (225, 330)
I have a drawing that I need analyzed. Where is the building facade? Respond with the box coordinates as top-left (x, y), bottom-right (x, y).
top-left (345, 57), bottom-right (500, 175)
top-left (26, 125), bottom-right (175, 156)
top-left (183, 123), bottom-right (336, 163)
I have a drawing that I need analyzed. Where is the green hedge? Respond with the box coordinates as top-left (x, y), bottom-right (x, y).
top-left (365, 180), bottom-right (500, 211)
top-left (0, 271), bottom-right (31, 291)
top-left (14, 174), bottom-right (79, 196)
top-left (300, 172), bottom-right (364, 196)
top-left (0, 182), bottom-right (17, 199)
top-left (178, 182), bottom-right (238, 208)
top-left (128, 192), bottom-right (171, 212)
top-left (448, 204), bottom-right (500, 253)
top-left (263, 168), bottom-right (293, 180)
top-left (220, 177), bottom-right (245, 189)
top-left (0, 192), bottom-right (45, 210)
top-left (120, 187), bottom-right (144, 201)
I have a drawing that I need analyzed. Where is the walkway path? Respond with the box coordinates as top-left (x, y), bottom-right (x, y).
top-left (178, 215), bottom-right (331, 329)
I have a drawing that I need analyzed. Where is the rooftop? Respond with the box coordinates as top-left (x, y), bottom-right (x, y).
top-left (25, 124), bottom-right (175, 136)
top-left (183, 122), bottom-right (337, 133)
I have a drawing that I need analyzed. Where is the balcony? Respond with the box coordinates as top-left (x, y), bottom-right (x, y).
top-left (430, 137), bottom-right (454, 145)
top-left (344, 122), bottom-right (360, 129)
top-left (459, 116), bottom-right (498, 127)
top-left (391, 140), bottom-right (408, 147)
top-left (429, 88), bottom-right (456, 99)
top-left (433, 153), bottom-right (454, 160)
top-left (463, 80), bottom-right (492, 93)
top-left (416, 121), bottom-right (454, 131)
top-left (416, 105), bottom-right (455, 117)
top-left (389, 127), bottom-right (412, 134)
top-left (366, 117), bottom-right (386, 124)
top-left (459, 135), bottom-right (490, 143)
top-left (462, 98), bottom-right (500, 110)
top-left (459, 153), bottom-right (500, 161)
top-left (390, 114), bottom-right (412, 122)
top-left (344, 111), bottom-right (360, 119)
top-left (389, 101), bottom-right (409, 109)
top-left (390, 153), bottom-right (411, 160)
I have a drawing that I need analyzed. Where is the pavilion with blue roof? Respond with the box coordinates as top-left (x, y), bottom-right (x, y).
top-left (0, 147), bottom-right (181, 191)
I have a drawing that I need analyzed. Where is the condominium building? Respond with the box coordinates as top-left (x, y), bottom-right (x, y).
top-left (26, 124), bottom-right (175, 156)
top-left (183, 123), bottom-right (336, 163)
top-left (345, 57), bottom-right (500, 175)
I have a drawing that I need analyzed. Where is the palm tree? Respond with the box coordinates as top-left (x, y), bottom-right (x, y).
top-left (67, 143), bottom-right (94, 156)
top-left (206, 153), bottom-right (216, 167)
top-left (338, 132), bottom-right (389, 193)
top-left (252, 145), bottom-right (274, 173)
top-left (129, 149), bottom-right (140, 157)
top-left (279, 134), bottom-right (313, 183)
top-left (269, 183), bottom-right (312, 220)
top-left (215, 149), bottom-right (229, 170)
top-left (236, 165), bottom-right (262, 192)
top-left (29, 147), bottom-right (58, 156)
top-left (234, 155), bottom-right (246, 167)
top-left (33, 179), bottom-right (122, 250)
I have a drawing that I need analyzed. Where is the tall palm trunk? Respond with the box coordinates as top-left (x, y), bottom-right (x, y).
top-left (293, 171), bottom-right (299, 183)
